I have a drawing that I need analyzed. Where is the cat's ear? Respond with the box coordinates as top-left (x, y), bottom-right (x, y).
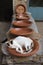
top-left (10, 41), bottom-right (13, 44)
top-left (7, 43), bottom-right (10, 46)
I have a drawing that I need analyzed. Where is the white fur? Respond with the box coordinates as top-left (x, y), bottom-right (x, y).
top-left (7, 36), bottom-right (33, 54)
top-left (14, 36), bottom-right (33, 50)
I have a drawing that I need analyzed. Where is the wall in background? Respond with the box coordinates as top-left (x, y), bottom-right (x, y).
top-left (29, 7), bottom-right (43, 20)
top-left (0, 0), bottom-right (43, 21)
top-left (0, 0), bottom-right (13, 21)
top-left (29, 0), bottom-right (43, 7)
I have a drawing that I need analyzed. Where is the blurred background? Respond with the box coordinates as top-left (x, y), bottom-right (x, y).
top-left (29, 0), bottom-right (43, 20)
top-left (0, 0), bottom-right (43, 42)
top-left (0, 0), bottom-right (43, 21)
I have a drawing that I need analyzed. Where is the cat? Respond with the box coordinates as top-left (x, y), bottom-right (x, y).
top-left (7, 36), bottom-right (34, 54)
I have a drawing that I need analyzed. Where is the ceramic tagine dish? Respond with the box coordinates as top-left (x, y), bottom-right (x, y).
top-left (12, 20), bottom-right (32, 27)
top-left (7, 36), bottom-right (39, 57)
top-left (15, 4), bottom-right (30, 20)
top-left (16, 13), bottom-right (30, 20)
top-left (6, 4), bottom-right (39, 57)
top-left (15, 4), bottom-right (26, 14)
top-left (9, 28), bottom-right (34, 36)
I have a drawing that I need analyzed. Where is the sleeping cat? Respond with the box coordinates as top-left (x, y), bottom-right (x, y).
top-left (7, 36), bottom-right (34, 54)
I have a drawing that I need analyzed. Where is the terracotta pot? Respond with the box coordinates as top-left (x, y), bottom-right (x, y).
top-left (16, 14), bottom-right (29, 20)
top-left (9, 28), bottom-right (34, 36)
top-left (16, 13), bottom-right (29, 17)
top-left (7, 39), bottom-right (39, 57)
top-left (15, 4), bottom-right (26, 14)
top-left (12, 20), bottom-right (32, 27)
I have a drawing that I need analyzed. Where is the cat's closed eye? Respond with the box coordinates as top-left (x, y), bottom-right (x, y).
top-left (18, 48), bottom-right (21, 51)
top-left (31, 43), bottom-right (32, 46)
top-left (10, 41), bottom-right (13, 44)
top-left (27, 46), bottom-right (29, 49)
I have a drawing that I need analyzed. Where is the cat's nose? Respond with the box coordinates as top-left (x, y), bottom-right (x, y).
top-left (24, 50), bottom-right (29, 52)
top-left (7, 43), bottom-right (10, 46)
top-left (26, 50), bottom-right (30, 52)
